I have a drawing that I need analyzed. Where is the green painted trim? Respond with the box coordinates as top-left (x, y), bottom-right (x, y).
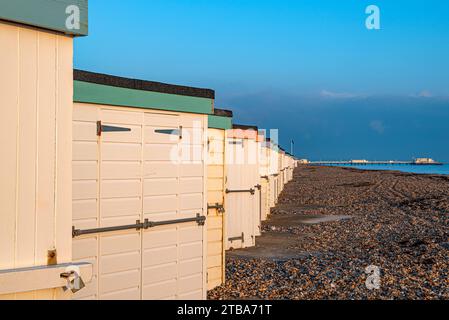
top-left (74, 81), bottom-right (214, 114)
top-left (0, 0), bottom-right (88, 36)
top-left (208, 115), bottom-right (232, 130)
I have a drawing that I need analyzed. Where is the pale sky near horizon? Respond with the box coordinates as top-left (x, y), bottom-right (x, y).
top-left (74, 0), bottom-right (449, 161)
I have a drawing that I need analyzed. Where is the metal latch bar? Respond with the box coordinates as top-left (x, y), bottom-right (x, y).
top-left (151, 214), bottom-right (205, 228)
top-left (225, 188), bottom-right (255, 195)
top-left (72, 214), bottom-right (206, 238)
top-left (207, 203), bottom-right (225, 213)
top-left (228, 233), bottom-right (244, 243)
top-left (255, 184), bottom-right (262, 225)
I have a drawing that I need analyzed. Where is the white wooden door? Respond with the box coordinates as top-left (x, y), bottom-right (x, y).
top-left (0, 22), bottom-right (73, 300)
top-left (206, 129), bottom-right (226, 290)
top-left (225, 138), bottom-right (257, 249)
top-left (247, 139), bottom-right (261, 236)
top-left (72, 104), bottom-right (206, 300)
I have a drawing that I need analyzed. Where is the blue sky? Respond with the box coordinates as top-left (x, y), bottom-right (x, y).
top-left (75, 0), bottom-right (449, 161)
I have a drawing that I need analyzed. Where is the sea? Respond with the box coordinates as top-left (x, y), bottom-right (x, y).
top-left (325, 164), bottom-right (449, 175)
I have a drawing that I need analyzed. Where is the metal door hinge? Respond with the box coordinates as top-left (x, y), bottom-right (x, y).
top-left (97, 121), bottom-right (131, 136)
top-left (155, 126), bottom-right (183, 139)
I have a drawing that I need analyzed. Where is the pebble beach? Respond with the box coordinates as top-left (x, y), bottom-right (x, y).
top-left (209, 166), bottom-right (449, 300)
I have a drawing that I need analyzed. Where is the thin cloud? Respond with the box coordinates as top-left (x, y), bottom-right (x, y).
top-left (419, 90), bottom-right (433, 97)
top-left (410, 90), bottom-right (434, 98)
top-left (370, 120), bottom-right (385, 134)
top-left (320, 90), bottom-right (363, 99)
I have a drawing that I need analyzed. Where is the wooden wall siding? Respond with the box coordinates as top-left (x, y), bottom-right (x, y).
top-left (286, 157), bottom-right (293, 182)
top-left (260, 180), bottom-right (269, 221)
top-left (282, 154), bottom-right (288, 185)
top-left (72, 103), bottom-right (207, 300)
top-left (268, 148), bottom-right (280, 205)
top-left (0, 22), bottom-right (73, 299)
top-left (278, 152), bottom-right (284, 196)
top-left (269, 147), bottom-right (279, 176)
top-left (206, 129), bottom-right (225, 290)
top-left (249, 139), bottom-right (261, 237)
top-left (259, 146), bottom-right (270, 221)
top-left (268, 177), bottom-right (276, 208)
top-left (266, 147), bottom-right (275, 208)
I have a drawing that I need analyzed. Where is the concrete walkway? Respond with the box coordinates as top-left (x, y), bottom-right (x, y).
top-left (228, 213), bottom-right (352, 260)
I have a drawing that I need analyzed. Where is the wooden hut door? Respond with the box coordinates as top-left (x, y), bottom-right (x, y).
top-left (72, 106), bottom-right (206, 300)
top-left (225, 138), bottom-right (255, 249)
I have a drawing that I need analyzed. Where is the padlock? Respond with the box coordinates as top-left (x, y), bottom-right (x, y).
top-left (69, 275), bottom-right (86, 293)
top-left (60, 265), bottom-right (85, 293)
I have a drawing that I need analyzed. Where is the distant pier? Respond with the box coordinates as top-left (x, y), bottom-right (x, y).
top-left (308, 158), bottom-right (444, 166)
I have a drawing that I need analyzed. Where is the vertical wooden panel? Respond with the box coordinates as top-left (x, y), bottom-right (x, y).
top-left (206, 128), bottom-right (225, 290)
top-left (0, 294), bottom-right (16, 300)
top-left (0, 23), bottom-right (19, 270)
top-left (202, 116), bottom-right (208, 300)
top-left (0, 23), bottom-right (73, 299)
top-left (55, 36), bottom-right (73, 265)
top-left (35, 32), bottom-right (57, 266)
top-left (16, 28), bottom-right (38, 269)
top-left (35, 289), bottom-right (56, 300)
top-left (259, 145), bottom-right (270, 221)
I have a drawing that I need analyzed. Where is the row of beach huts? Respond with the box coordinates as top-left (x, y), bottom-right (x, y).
top-left (0, 1), bottom-right (297, 299)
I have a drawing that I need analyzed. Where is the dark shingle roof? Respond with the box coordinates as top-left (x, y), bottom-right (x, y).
top-left (214, 108), bottom-right (233, 118)
top-left (74, 69), bottom-right (215, 99)
top-left (233, 124), bottom-right (258, 131)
